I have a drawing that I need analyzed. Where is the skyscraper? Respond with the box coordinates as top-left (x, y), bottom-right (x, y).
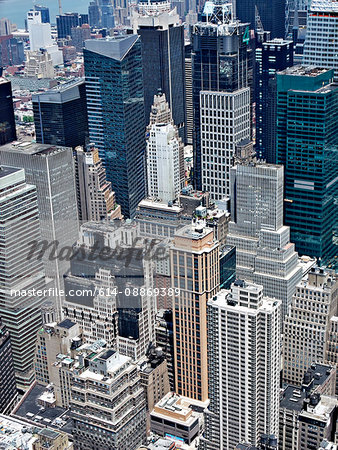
top-left (203, 281), bottom-right (281, 449)
top-left (235, 0), bottom-right (286, 38)
top-left (74, 144), bottom-right (122, 222)
top-left (34, 5), bottom-right (50, 23)
top-left (191, 1), bottom-right (251, 190)
top-left (32, 79), bottom-right (89, 148)
top-left (56, 13), bottom-right (89, 39)
top-left (132, 0), bottom-right (186, 141)
top-left (0, 142), bottom-right (79, 319)
top-left (200, 88), bottom-right (251, 200)
top-left (0, 318), bottom-right (18, 413)
top-left (276, 66), bottom-right (338, 265)
top-left (171, 222), bottom-right (219, 401)
top-left (303, 0), bottom-right (338, 79)
top-left (84, 36), bottom-right (146, 218)
top-left (147, 93), bottom-right (184, 203)
top-left (0, 78), bottom-right (16, 146)
top-left (227, 161), bottom-right (303, 318)
top-left (0, 166), bottom-right (46, 389)
top-left (283, 267), bottom-right (337, 385)
top-left (255, 37), bottom-right (293, 162)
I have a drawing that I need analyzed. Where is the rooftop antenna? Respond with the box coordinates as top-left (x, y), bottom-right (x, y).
top-left (58, 0), bottom-right (62, 15)
top-left (255, 5), bottom-right (264, 32)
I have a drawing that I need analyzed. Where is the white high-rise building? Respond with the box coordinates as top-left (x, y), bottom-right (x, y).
top-left (303, 0), bottom-right (338, 78)
top-left (227, 161), bottom-right (304, 318)
top-left (200, 88), bottom-right (251, 201)
top-left (27, 10), bottom-right (63, 66)
top-left (283, 267), bottom-right (337, 385)
top-left (203, 280), bottom-right (281, 449)
top-left (147, 94), bottom-right (184, 203)
top-left (0, 166), bottom-right (46, 389)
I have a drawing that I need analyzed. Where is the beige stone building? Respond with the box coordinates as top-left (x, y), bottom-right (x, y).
top-left (171, 221), bottom-right (219, 401)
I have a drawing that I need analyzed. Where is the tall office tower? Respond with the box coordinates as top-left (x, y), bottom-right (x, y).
top-left (0, 78), bottom-right (16, 145)
top-left (74, 144), bottom-right (122, 222)
top-left (132, 0), bottom-right (186, 141)
top-left (285, 0), bottom-right (309, 39)
top-left (203, 281), bottom-right (281, 449)
top-left (200, 88), bottom-right (250, 200)
top-left (0, 142), bottom-right (79, 318)
top-left (171, 222), bottom-right (219, 401)
top-left (71, 24), bottom-right (91, 51)
top-left (100, 0), bottom-right (115, 28)
top-left (27, 10), bottom-right (63, 66)
top-left (71, 349), bottom-right (147, 449)
top-left (276, 67), bottom-right (338, 265)
top-left (255, 38), bottom-right (293, 162)
top-left (235, 0), bottom-right (285, 38)
top-left (147, 93), bottom-right (184, 203)
top-left (0, 318), bottom-right (18, 413)
top-left (191, 1), bottom-right (251, 190)
top-left (283, 267), bottom-right (337, 386)
top-left (227, 161), bottom-right (303, 318)
top-left (88, 0), bottom-right (101, 27)
top-left (34, 5), bottom-right (50, 23)
top-left (0, 18), bottom-right (13, 36)
top-left (185, 44), bottom-right (193, 145)
top-left (32, 79), bottom-right (88, 148)
top-left (303, 0), bottom-right (338, 79)
top-left (0, 167), bottom-right (46, 389)
top-left (56, 13), bottom-right (89, 39)
top-left (84, 36), bottom-right (146, 218)
top-left (64, 221), bottom-right (156, 361)
top-left (0, 35), bottom-right (25, 66)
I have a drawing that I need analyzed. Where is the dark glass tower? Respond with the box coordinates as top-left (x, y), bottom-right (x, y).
top-left (32, 79), bottom-right (88, 148)
top-left (0, 317), bottom-right (18, 413)
top-left (255, 36), bottom-right (293, 162)
top-left (56, 13), bottom-right (89, 39)
top-left (34, 5), bottom-right (50, 23)
top-left (276, 67), bottom-right (338, 266)
top-left (84, 36), bottom-right (146, 218)
top-left (134, 0), bottom-right (186, 141)
top-left (0, 78), bottom-right (17, 146)
top-left (191, 1), bottom-right (251, 189)
top-left (236, 0), bottom-right (286, 38)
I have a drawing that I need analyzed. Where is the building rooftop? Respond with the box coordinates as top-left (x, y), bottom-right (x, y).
top-left (300, 395), bottom-right (338, 422)
top-left (264, 38), bottom-right (293, 46)
top-left (278, 65), bottom-right (332, 77)
top-left (151, 393), bottom-right (199, 427)
top-left (32, 78), bottom-right (84, 104)
top-left (0, 415), bottom-right (40, 449)
top-left (174, 221), bottom-right (213, 241)
top-left (0, 165), bottom-right (22, 179)
top-left (58, 319), bottom-right (76, 330)
top-left (280, 385), bottom-right (307, 411)
top-left (0, 140), bottom-right (70, 156)
top-left (309, 0), bottom-right (338, 13)
top-left (12, 384), bottom-right (73, 435)
top-left (84, 35), bottom-right (139, 61)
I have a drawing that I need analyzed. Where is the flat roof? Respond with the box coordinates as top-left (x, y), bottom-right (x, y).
top-left (0, 141), bottom-right (71, 156)
top-left (0, 165), bottom-right (21, 179)
top-left (58, 319), bottom-right (76, 330)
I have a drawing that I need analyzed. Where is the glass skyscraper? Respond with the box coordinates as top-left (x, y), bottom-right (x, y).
top-left (133, 0), bottom-right (186, 141)
top-left (255, 36), bottom-right (293, 162)
top-left (191, 0), bottom-right (251, 190)
top-left (84, 35), bottom-right (146, 218)
top-left (235, 0), bottom-right (286, 38)
top-left (32, 79), bottom-right (88, 149)
top-left (276, 66), bottom-right (338, 266)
